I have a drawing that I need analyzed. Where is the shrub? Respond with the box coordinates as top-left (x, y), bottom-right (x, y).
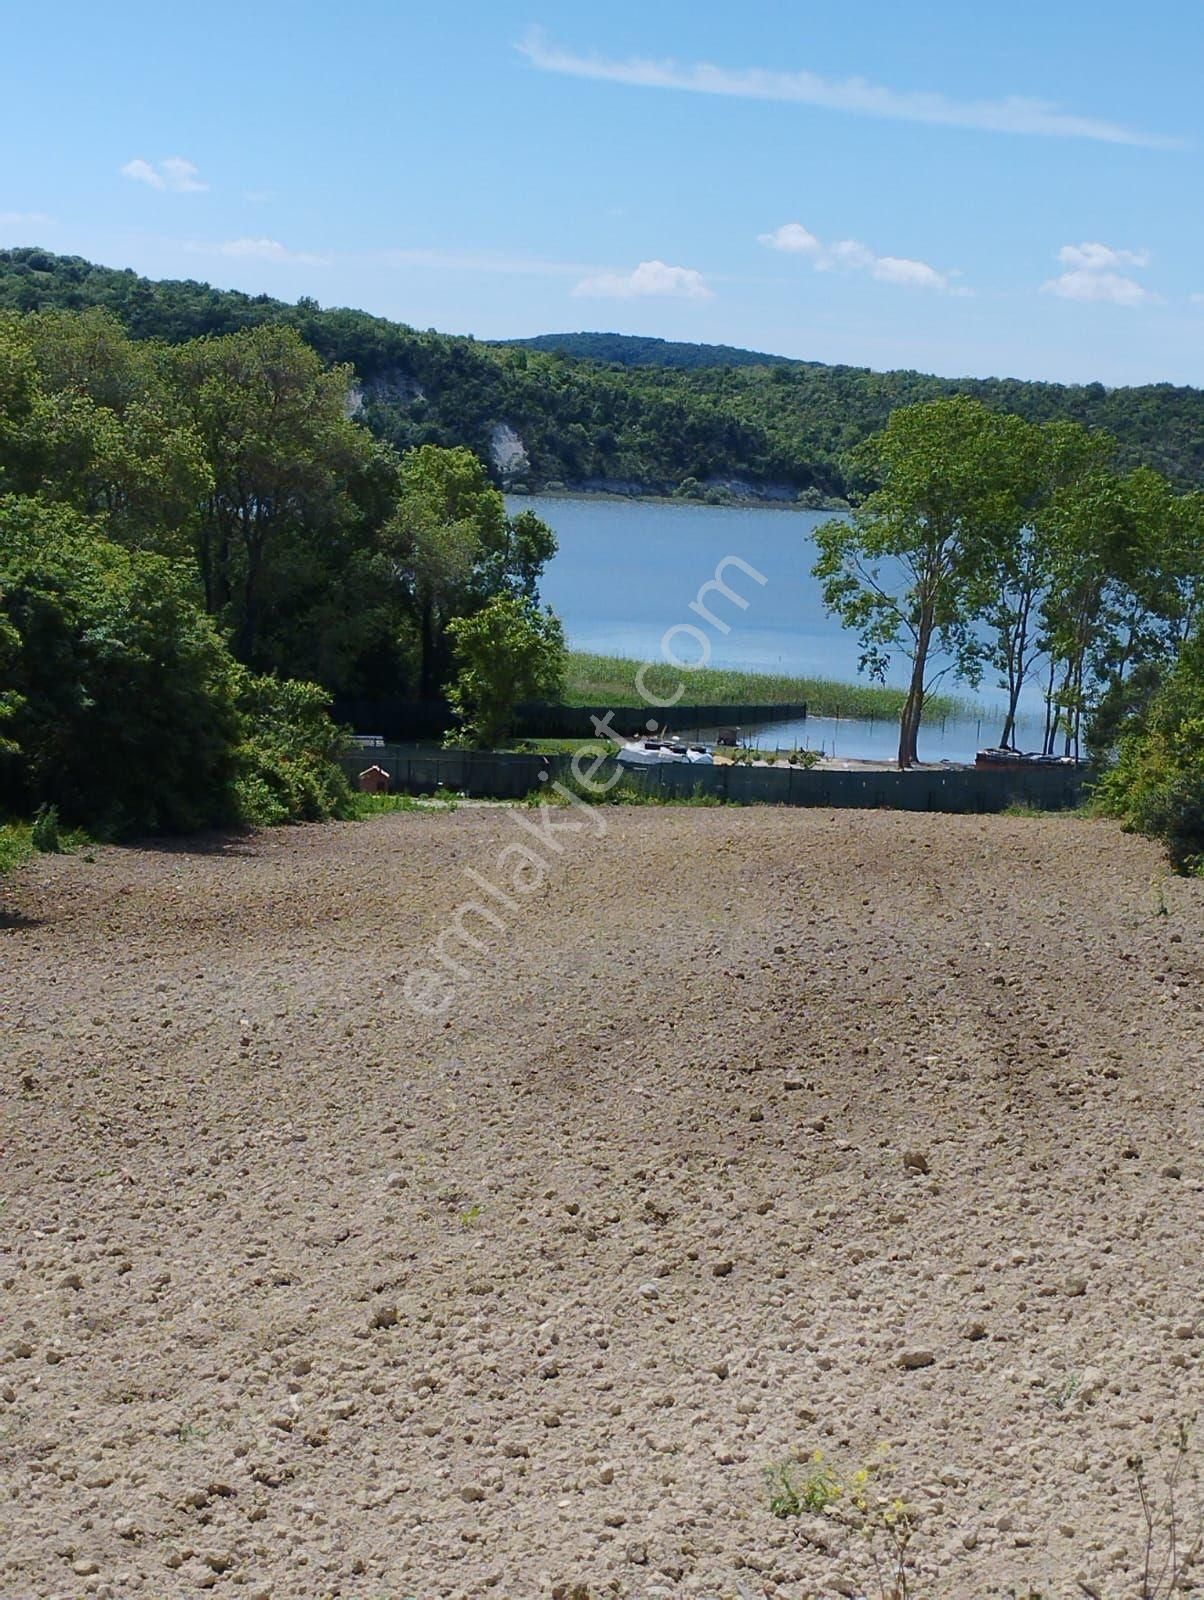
top-left (446, 595), bottom-right (565, 747)
top-left (232, 673), bottom-right (354, 825)
top-left (30, 803), bottom-right (61, 853)
top-left (1096, 626), bottom-right (1204, 874)
top-left (0, 496), bottom-right (241, 832)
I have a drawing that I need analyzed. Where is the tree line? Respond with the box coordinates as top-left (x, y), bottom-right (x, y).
top-left (0, 305), bottom-right (562, 832)
top-left (815, 397), bottom-right (1204, 869)
top-left (5, 248), bottom-right (1204, 500)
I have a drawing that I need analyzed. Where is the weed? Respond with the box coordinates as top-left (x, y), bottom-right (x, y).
top-left (31, 804), bottom-right (62, 853)
top-left (767, 1446), bottom-right (918, 1600)
top-left (1129, 1416), bottom-right (1202, 1599)
top-left (765, 1451), bottom-right (842, 1517)
top-left (458, 1204), bottom-right (482, 1226)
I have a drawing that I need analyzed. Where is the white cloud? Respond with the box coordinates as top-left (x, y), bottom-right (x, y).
top-left (1057, 241), bottom-right (1151, 271)
top-left (756, 222), bottom-right (823, 257)
top-left (203, 237), bottom-right (329, 266)
top-left (1043, 242), bottom-right (1155, 306)
top-left (219, 237), bottom-right (314, 262)
top-left (0, 210), bottom-right (54, 229)
top-left (572, 259), bottom-right (713, 301)
top-left (872, 256), bottom-right (948, 290)
top-left (1044, 269), bottom-right (1152, 306)
top-left (759, 220), bottom-right (955, 292)
top-left (516, 27), bottom-right (1180, 148)
top-left (120, 156), bottom-right (208, 193)
top-left (178, 237), bottom-right (328, 267)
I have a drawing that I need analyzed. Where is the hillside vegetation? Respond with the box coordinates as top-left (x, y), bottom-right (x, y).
top-left (4, 247), bottom-right (1204, 498)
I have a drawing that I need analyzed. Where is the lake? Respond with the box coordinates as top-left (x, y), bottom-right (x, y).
top-left (514, 493), bottom-right (1036, 763)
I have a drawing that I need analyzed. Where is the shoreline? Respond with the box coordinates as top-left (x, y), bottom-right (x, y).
top-left (506, 485), bottom-right (850, 513)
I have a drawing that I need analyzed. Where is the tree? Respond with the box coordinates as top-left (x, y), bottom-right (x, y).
top-left (385, 445), bottom-right (556, 698)
top-left (170, 325), bottom-right (379, 665)
top-left (1039, 465), bottom-right (1181, 758)
top-left (13, 309), bottom-right (212, 555)
top-left (814, 398), bottom-right (1036, 767)
top-left (984, 420), bottom-right (1112, 749)
top-left (1096, 622), bottom-right (1204, 873)
top-left (445, 596), bottom-right (565, 747)
top-left (0, 496), bottom-right (241, 831)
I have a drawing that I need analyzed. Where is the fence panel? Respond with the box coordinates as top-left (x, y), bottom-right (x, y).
top-left (341, 747), bottom-right (1085, 813)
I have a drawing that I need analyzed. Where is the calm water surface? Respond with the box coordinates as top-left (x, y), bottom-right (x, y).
top-left (516, 494), bottom-right (1037, 763)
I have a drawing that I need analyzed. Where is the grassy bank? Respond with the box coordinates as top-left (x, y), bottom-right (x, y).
top-left (564, 651), bottom-right (979, 721)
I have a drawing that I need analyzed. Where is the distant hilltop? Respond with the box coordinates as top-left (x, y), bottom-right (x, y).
top-left (4, 246), bottom-right (1204, 502)
top-left (502, 331), bottom-right (799, 370)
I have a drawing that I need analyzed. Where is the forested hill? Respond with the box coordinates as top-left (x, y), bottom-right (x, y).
top-left (503, 332), bottom-right (797, 369)
top-left (4, 246), bottom-right (1204, 500)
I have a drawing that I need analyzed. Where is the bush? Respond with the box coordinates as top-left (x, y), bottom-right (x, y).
top-left (0, 497), bottom-right (356, 836)
top-left (446, 595), bottom-right (565, 747)
top-left (232, 674), bottom-right (354, 825)
top-left (1096, 627), bottom-right (1204, 873)
top-left (0, 496), bottom-right (241, 832)
top-left (30, 803), bottom-right (61, 853)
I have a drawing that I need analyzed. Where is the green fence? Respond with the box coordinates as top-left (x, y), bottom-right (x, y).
top-left (345, 746), bottom-right (1085, 813)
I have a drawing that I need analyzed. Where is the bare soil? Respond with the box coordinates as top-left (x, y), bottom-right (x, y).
top-left (2, 808), bottom-right (1202, 1600)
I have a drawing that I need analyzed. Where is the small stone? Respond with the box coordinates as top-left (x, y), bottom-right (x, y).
top-left (72, 1560), bottom-right (100, 1577)
top-left (370, 1303), bottom-right (398, 1330)
top-left (711, 1260), bottom-right (734, 1278)
top-left (598, 1462), bottom-right (616, 1485)
top-left (1064, 1275), bottom-right (1088, 1297)
top-left (903, 1149), bottom-right (930, 1174)
top-left (961, 1320), bottom-right (987, 1341)
top-left (114, 1517), bottom-right (138, 1541)
top-left (636, 1282), bottom-right (660, 1301)
top-left (459, 1484), bottom-right (485, 1504)
top-left (1161, 1163), bottom-right (1183, 1179)
top-left (897, 1347), bottom-right (936, 1370)
top-left (626, 1542), bottom-right (648, 1565)
top-left (60, 1271), bottom-right (83, 1291)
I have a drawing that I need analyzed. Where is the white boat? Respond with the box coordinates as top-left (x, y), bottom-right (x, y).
top-left (616, 738), bottom-right (714, 768)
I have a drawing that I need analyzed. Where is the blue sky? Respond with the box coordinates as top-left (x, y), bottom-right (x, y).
top-left (3, 0), bottom-right (1203, 385)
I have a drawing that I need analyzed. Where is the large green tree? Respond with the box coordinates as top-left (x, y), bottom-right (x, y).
top-left (385, 445), bottom-right (556, 699)
top-left (0, 496), bottom-right (241, 831)
top-left (0, 309), bottom-right (211, 553)
top-left (446, 595), bottom-right (565, 746)
top-left (170, 324), bottom-right (385, 669)
top-left (815, 398), bottom-right (1038, 767)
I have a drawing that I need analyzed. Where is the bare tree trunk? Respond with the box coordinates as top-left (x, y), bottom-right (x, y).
top-left (897, 622), bottom-right (932, 768)
top-left (1042, 655), bottom-right (1058, 756)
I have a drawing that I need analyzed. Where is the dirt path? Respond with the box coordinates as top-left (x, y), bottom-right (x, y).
top-left (1, 809), bottom-right (1201, 1599)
